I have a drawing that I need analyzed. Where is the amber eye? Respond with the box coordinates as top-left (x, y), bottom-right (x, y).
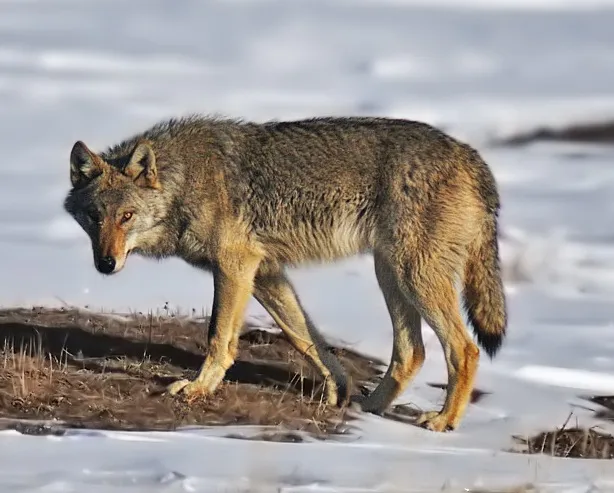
top-left (120, 211), bottom-right (134, 224)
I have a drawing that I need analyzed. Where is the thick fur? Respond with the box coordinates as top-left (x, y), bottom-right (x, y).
top-left (64, 115), bottom-right (508, 432)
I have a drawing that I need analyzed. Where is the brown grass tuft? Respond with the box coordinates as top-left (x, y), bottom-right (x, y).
top-left (0, 307), bottom-right (385, 438)
top-left (513, 413), bottom-right (614, 459)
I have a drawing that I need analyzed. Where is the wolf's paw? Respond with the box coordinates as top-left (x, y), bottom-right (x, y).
top-left (415, 410), bottom-right (456, 432)
top-left (323, 378), bottom-right (348, 408)
top-left (348, 393), bottom-right (385, 415)
top-left (165, 378), bottom-right (191, 396)
top-left (165, 378), bottom-right (211, 401)
top-left (347, 393), bottom-right (365, 411)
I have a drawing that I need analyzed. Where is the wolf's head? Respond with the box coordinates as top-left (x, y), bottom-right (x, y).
top-left (64, 139), bottom-right (168, 275)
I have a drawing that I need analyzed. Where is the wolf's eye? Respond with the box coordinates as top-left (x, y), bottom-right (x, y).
top-left (120, 211), bottom-right (134, 224)
top-left (87, 210), bottom-right (99, 223)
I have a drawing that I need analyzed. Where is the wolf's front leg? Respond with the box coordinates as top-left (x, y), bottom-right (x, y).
top-left (166, 254), bottom-right (261, 399)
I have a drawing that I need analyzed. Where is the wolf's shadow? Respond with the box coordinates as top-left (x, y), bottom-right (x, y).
top-left (0, 318), bottom-right (326, 398)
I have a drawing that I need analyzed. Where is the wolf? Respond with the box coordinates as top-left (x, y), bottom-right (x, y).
top-left (63, 115), bottom-right (507, 432)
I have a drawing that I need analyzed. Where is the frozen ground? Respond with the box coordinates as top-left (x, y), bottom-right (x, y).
top-left (2, 0), bottom-right (614, 491)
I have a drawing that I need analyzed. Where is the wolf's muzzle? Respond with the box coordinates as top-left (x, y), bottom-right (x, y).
top-left (97, 256), bottom-right (116, 274)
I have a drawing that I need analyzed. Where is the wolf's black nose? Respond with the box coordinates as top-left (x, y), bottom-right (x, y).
top-left (98, 256), bottom-right (116, 274)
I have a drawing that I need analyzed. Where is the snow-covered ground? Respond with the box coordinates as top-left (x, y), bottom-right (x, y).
top-left (2, 0), bottom-right (614, 491)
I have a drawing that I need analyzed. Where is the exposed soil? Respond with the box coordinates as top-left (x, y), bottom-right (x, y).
top-left (0, 307), bottom-right (386, 438)
top-left (496, 120), bottom-right (614, 147)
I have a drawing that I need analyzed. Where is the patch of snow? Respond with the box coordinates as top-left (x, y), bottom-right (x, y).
top-left (2, 0), bottom-right (614, 491)
top-left (515, 366), bottom-right (614, 393)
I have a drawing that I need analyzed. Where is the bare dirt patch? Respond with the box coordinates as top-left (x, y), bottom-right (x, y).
top-left (495, 120), bottom-right (614, 147)
top-left (0, 307), bottom-right (385, 438)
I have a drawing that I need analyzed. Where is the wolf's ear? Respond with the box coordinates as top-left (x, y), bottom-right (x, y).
top-left (70, 141), bottom-right (104, 188)
top-left (124, 141), bottom-right (160, 189)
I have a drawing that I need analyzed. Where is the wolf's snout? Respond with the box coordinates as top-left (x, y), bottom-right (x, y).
top-left (97, 256), bottom-right (116, 274)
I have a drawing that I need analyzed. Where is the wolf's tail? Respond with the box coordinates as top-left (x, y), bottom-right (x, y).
top-left (463, 214), bottom-right (508, 358)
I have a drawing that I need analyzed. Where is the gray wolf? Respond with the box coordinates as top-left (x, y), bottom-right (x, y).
top-left (63, 115), bottom-right (507, 432)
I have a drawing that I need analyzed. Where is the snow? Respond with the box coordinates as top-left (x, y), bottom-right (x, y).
top-left (2, 0), bottom-right (614, 491)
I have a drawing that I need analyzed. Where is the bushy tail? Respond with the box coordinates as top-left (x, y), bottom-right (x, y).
top-left (463, 216), bottom-right (508, 358)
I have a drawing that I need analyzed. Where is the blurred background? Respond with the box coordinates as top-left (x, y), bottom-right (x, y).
top-left (2, 0), bottom-right (614, 328)
top-left (3, 4), bottom-right (614, 489)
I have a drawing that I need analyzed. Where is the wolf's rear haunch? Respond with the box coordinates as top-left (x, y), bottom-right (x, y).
top-left (64, 115), bottom-right (507, 433)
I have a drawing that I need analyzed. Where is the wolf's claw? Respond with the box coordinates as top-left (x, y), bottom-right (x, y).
top-left (166, 378), bottom-right (194, 396)
top-left (415, 411), bottom-right (456, 432)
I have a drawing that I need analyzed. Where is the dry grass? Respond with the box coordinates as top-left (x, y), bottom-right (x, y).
top-left (0, 307), bottom-right (385, 438)
top-left (467, 487), bottom-right (538, 493)
top-left (513, 413), bottom-right (614, 459)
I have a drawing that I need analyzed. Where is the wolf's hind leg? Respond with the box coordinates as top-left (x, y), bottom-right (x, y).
top-left (403, 261), bottom-right (480, 432)
top-left (357, 252), bottom-right (425, 414)
top-left (253, 268), bottom-right (349, 406)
